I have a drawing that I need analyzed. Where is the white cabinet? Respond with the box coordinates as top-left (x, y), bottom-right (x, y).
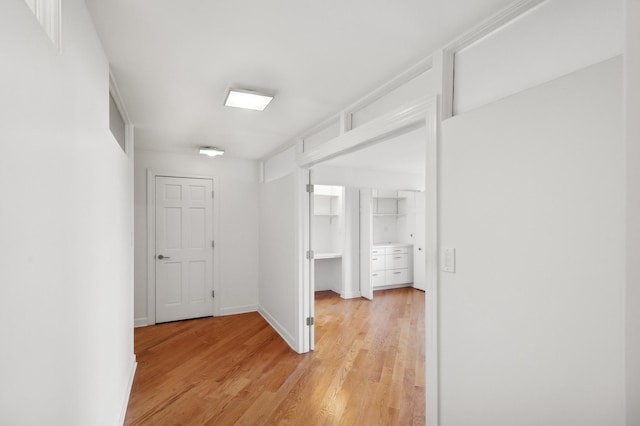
top-left (372, 255), bottom-right (385, 271)
top-left (371, 244), bottom-right (413, 288)
top-left (386, 253), bottom-right (408, 269)
top-left (386, 269), bottom-right (410, 286)
top-left (371, 271), bottom-right (386, 287)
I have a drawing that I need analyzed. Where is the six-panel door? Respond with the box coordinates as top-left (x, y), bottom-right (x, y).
top-left (155, 176), bottom-right (214, 323)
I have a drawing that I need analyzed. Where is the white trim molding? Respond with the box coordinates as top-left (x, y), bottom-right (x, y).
top-left (218, 304), bottom-right (258, 316)
top-left (133, 317), bottom-right (148, 328)
top-left (296, 97), bottom-right (430, 168)
top-left (146, 169), bottom-right (221, 325)
top-left (300, 116), bottom-right (341, 152)
top-left (423, 96), bottom-right (440, 426)
top-left (341, 291), bottom-right (361, 299)
top-left (258, 306), bottom-right (298, 353)
top-left (345, 57), bottom-right (433, 130)
top-left (260, 57), bottom-right (433, 162)
top-left (117, 355), bottom-right (137, 426)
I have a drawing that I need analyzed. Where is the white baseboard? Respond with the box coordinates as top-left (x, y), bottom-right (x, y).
top-left (373, 283), bottom-right (412, 291)
top-left (341, 291), bottom-right (362, 299)
top-left (218, 304), bottom-right (258, 316)
top-left (257, 305), bottom-right (297, 352)
top-left (117, 354), bottom-right (137, 426)
top-left (134, 317), bottom-right (148, 328)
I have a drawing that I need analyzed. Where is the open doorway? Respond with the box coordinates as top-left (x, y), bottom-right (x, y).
top-left (309, 124), bottom-right (427, 305)
top-left (297, 95), bottom-right (439, 419)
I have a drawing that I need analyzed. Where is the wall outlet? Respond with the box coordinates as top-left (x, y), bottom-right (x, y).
top-left (442, 248), bottom-right (456, 273)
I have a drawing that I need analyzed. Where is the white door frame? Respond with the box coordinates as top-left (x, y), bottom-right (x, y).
top-left (146, 169), bottom-right (221, 325)
top-left (297, 95), bottom-right (440, 425)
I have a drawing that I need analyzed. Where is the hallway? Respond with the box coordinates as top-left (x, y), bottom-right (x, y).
top-left (125, 288), bottom-right (425, 425)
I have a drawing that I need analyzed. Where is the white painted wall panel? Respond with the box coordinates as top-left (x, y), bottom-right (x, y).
top-left (440, 57), bottom-right (624, 425)
top-left (134, 151), bottom-right (260, 320)
top-left (352, 69), bottom-right (436, 128)
top-left (259, 173), bottom-right (299, 349)
top-left (314, 258), bottom-right (342, 292)
top-left (312, 164), bottom-right (424, 191)
top-left (626, 1), bottom-right (640, 424)
top-left (303, 119), bottom-right (340, 152)
top-left (0, 0), bottom-right (134, 423)
top-left (453, 0), bottom-right (624, 115)
top-left (263, 146), bottom-right (297, 182)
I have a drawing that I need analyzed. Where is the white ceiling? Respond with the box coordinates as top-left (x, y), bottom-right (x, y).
top-left (86, 0), bottom-right (515, 159)
top-left (322, 125), bottom-right (427, 175)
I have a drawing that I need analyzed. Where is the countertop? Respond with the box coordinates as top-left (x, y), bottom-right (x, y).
top-left (372, 242), bottom-right (413, 248)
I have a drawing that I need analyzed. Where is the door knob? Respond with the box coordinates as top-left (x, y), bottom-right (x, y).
top-left (157, 254), bottom-right (170, 259)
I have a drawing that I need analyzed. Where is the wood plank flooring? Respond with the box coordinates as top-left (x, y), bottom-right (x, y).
top-left (125, 288), bottom-right (425, 425)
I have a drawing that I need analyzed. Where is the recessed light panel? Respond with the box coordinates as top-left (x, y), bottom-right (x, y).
top-left (199, 146), bottom-right (225, 157)
top-left (224, 89), bottom-right (273, 111)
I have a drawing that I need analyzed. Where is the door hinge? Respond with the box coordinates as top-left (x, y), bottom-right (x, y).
top-left (211, 290), bottom-right (215, 298)
top-left (212, 190), bottom-right (215, 199)
top-left (306, 317), bottom-right (314, 326)
top-left (212, 240), bottom-right (215, 248)
top-left (306, 250), bottom-right (314, 260)
top-left (306, 184), bottom-right (314, 193)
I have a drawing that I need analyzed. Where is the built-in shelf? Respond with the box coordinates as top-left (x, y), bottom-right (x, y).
top-left (315, 252), bottom-right (342, 260)
top-left (315, 213), bottom-right (339, 217)
top-left (373, 213), bottom-right (406, 217)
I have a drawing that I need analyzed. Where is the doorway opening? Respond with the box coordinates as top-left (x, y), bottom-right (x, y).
top-left (308, 123), bottom-right (427, 327)
top-left (297, 95), bottom-right (439, 420)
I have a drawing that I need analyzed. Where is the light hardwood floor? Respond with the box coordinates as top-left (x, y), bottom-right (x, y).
top-left (125, 288), bottom-right (425, 425)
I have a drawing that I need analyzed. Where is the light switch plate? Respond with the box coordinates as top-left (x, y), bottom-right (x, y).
top-left (442, 248), bottom-right (456, 273)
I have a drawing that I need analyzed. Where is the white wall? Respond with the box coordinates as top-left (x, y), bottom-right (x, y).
top-left (314, 259), bottom-right (342, 292)
top-left (259, 173), bottom-right (301, 351)
top-left (626, 1), bottom-right (640, 424)
top-left (342, 187), bottom-right (361, 299)
top-left (0, 0), bottom-right (134, 424)
top-left (453, 0), bottom-right (624, 115)
top-left (134, 150), bottom-right (260, 322)
top-left (263, 145), bottom-right (297, 182)
top-left (312, 164), bottom-right (424, 191)
top-left (440, 57), bottom-right (625, 426)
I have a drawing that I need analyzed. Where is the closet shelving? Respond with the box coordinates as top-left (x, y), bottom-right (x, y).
top-left (313, 193), bottom-right (339, 217)
top-left (372, 190), bottom-right (407, 216)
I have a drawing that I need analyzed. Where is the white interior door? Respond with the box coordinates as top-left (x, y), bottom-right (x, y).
top-left (413, 191), bottom-right (426, 291)
top-left (359, 189), bottom-right (373, 300)
top-left (155, 176), bottom-right (214, 323)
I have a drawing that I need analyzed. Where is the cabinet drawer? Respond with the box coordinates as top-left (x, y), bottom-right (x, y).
top-left (371, 255), bottom-right (385, 271)
top-left (371, 248), bottom-right (384, 256)
top-left (386, 253), bottom-right (408, 269)
top-left (371, 271), bottom-right (385, 287)
top-left (386, 247), bottom-right (408, 254)
top-left (386, 269), bottom-right (410, 285)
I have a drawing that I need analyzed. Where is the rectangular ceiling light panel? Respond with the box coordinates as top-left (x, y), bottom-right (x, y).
top-left (199, 146), bottom-right (225, 157)
top-left (224, 89), bottom-right (273, 111)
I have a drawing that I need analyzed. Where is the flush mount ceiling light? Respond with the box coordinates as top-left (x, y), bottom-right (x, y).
top-left (199, 146), bottom-right (225, 157)
top-left (224, 88), bottom-right (274, 111)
